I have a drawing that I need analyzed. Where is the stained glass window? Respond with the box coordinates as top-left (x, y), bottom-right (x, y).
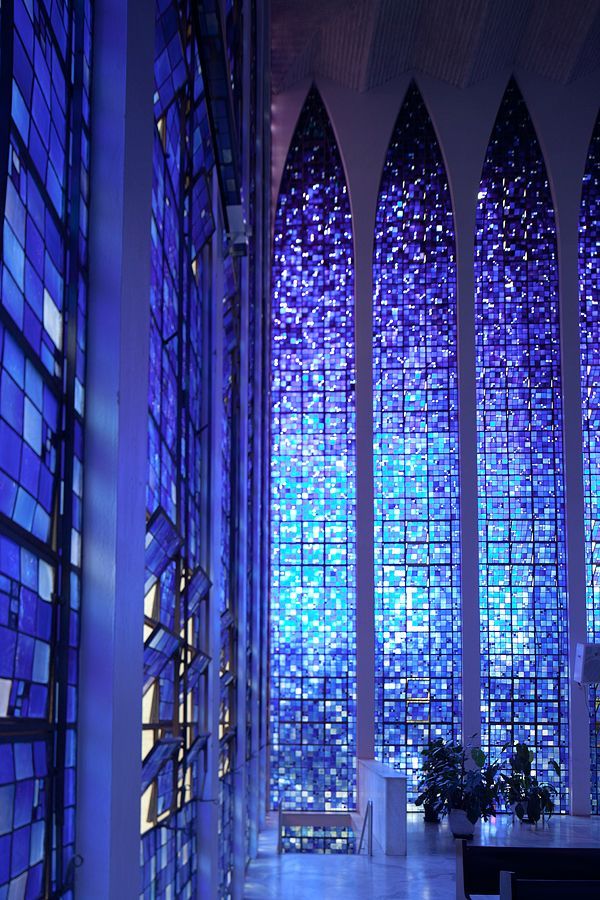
top-left (476, 80), bottom-right (568, 808)
top-left (270, 88), bottom-right (356, 812)
top-left (372, 83), bottom-right (461, 801)
top-left (141, 2), bottom-right (213, 895)
top-left (0, 0), bottom-right (91, 894)
top-left (580, 113), bottom-right (600, 813)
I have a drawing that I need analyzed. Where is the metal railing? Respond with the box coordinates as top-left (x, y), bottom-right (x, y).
top-left (357, 799), bottom-right (373, 856)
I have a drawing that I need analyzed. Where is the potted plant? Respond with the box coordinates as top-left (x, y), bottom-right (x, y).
top-left (501, 742), bottom-right (559, 824)
top-left (415, 738), bottom-right (456, 823)
top-left (416, 739), bottom-right (503, 838)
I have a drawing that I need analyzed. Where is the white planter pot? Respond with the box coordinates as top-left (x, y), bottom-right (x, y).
top-left (448, 808), bottom-right (476, 839)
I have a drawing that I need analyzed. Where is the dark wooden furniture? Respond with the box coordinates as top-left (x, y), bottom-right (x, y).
top-left (499, 871), bottom-right (600, 899)
top-left (456, 839), bottom-right (600, 899)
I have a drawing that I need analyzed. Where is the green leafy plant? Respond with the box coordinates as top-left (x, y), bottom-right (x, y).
top-left (415, 738), bottom-right (455, 822)
top-left (501, 741), bottom-right (559, 824)
top-left (416, 738), bottom-right (504, 825)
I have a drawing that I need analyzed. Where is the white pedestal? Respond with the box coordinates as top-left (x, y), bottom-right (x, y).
top-left (356, 758), bottom-right (407, 856)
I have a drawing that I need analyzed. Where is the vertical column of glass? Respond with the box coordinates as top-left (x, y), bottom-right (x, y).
top-left (372, 84), bottom-right (461, 800)
top-left (140, 3), bottom-right (214, 895)
top-left (218, 278), bottom-right (240, 899)
top-left (475, 81), bottom-right (568, 807)
top-left (580, 113), bottom-right (600, 813)
top-left (270, 88), bottom-right (356, 817)
top-left (0, 0), bottom-right (91, 894)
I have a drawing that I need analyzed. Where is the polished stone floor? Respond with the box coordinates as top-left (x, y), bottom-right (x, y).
top-left (243, 813), bottom-right (600, 900)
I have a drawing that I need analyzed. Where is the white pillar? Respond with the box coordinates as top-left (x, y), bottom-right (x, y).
top-left (521, 68), bottom-right (600, 816)
top-left (76, 0), bottom-right (154, 895)
top-left (199, 187), bottom-right (226, 898)
top-left (318, 77), bottom-right (409, 768)
top-left (422, 72), bottom-right (508, 748)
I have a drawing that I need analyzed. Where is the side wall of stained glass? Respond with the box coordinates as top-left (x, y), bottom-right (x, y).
top-left (270, 88), bottom-right (356, 812)
top-left (475, 81), bottom-right (568, 808)
top-left (372, 83), bottom-right (462, 801)
top-left (0, 0), bottom-right (92, 895)
top-left (140, 2), bottom-right (214, 896)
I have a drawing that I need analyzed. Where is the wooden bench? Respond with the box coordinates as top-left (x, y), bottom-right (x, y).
top-left (499, 871), bottom-right (600, 899)
top-left (456, 839), bottom-right (600, 899)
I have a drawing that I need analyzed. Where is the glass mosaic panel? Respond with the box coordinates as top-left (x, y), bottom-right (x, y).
top-left (281, 825), bottom-right (355, 854)
top-left (580, 113), bottom-right (600, 814)
top-left (372, 83), bottom-right (461, 802)
top-left (0, 740), bottom-right (48, 897)
top-left (141, 2), bottom-right (212, 895)
top-left (0, 535), bottom-right (55, 719)
top-left (270, 88), bottom-right (356, 812)
top-left (475, 80), bottom-right (568, 809)
top-left (0, 0), bottom-right (91, 894)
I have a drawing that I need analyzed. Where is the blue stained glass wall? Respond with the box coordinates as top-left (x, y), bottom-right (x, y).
top-left (372, 84), bottom-right (461, 800)
top-left (270, 88), bottom-right (356, 812)
top-left (0, 0), bottom-right (91, 895)
top-left (476, 81), bottom-right (568, 807)
top-left (141, 1), bottom-right (213, 895)
top-left (580, 113), bottom-right (600, 814)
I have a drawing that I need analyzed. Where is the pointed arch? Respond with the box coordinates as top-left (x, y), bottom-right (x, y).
top-left (475, 80), bottom-right (568, 808)
top-left (580, 111), bottom-right (600, 813)
top-left (372, 82), bottom-right (461, 800)
top-left (270, 88), bottom-right (356, 812)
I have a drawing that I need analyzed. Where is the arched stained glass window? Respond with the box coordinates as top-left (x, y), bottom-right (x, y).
top-left (270, 88), bottom-right (356, 812)
top-left (372, 83), bottom-right (461, 800)
top-left (580, 113), bottom-right (600, 814)
top-left (476, 81), bottom-right (568, 808)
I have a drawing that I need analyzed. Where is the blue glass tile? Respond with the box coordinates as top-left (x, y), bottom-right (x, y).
top-left (144, 508), bottom-right (182, 593)
top-left (0, 535), bottom-right (55, 719)
top-left (143, 625), bottom-right (181, 690)
top-left (141, 736), bottom-right (181, 794)
top-left (183, 566), bottom-right (210, 615)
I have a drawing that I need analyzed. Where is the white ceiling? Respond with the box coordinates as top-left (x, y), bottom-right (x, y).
top-left (271, 0), bottom-right (600, 93)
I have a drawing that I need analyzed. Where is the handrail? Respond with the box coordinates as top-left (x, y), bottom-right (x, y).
top-left (277, 802), bottom-right (283, 854)
top-left (357, 799), bottom-right (373, 856)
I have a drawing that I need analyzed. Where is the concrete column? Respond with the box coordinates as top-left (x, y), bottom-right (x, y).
top-left (422, 72), bottom-right (508, 748)
top-left (247, 0), bottom-right (270, 855)
top-left (200, 185), bottom-right (226, 898)
top-left (521, 69), bottom-right (600, 816)
top-left (320, 78), bottom-right (406, 765)
top-left (76, 0), bottom-right (154, 895)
